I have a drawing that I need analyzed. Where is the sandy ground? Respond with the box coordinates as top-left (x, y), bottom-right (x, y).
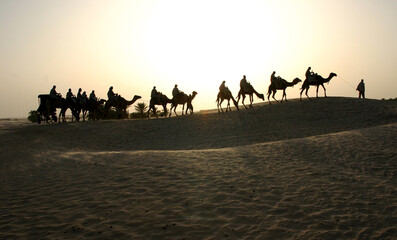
top-left (0, 97), bottom-right (396, 239)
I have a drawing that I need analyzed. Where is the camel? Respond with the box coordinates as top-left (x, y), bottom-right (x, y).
top-left (267, 78), bottom-right (302, 103)
top-left (216, 88), bottom-right (239, 113)
top-left (236, 85), bottom-right (264, 108)
top-left (87, 98), bottom-right (106, 121)
top-left (169, 91), bottom-right (198, 117)
top-left (300, 72), bottom-right (337, 100)
top-left (59, 98), bottom-right (80, 122)
top-left (104, 95), bottom-right (141, 119)
top-left (147, 93), bottom-right (172, 118)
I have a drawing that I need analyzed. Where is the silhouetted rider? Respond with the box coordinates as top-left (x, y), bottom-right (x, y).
top-left (151, 86), bottom-right (160, 102)
top-left (107, 86), bottom-right (118, 103)
top-left (172, 84), bottom-right (181, 97)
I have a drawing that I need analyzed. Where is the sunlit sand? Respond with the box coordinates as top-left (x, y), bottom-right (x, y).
top-left (0, 97), bottom-right (396, 239)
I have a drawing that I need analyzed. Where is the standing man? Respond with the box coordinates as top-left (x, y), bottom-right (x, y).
top-left (356, 79), bottom-right (365, 99)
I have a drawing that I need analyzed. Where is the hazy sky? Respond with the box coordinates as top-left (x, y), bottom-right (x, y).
top-left (1, 0), bottom-right (396, 118)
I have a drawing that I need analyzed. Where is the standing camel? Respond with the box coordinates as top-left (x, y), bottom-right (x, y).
top-left (147, 93), bottom-right (172, 118)
top-left (104, 95), bottom-right (141, 119)
top-left (267, 78), bottom-right (302, 103)
top-left (169, 91), bottom-right (197, 117)
top-left (236, 85), bottom-right (264, 108)
top-left (300, 72), bottom-right (337, 100)
top-left (59, 98), bottom-right (80, 122)
top-left (87, 98), bottom-right (106, 121)
top-left (216, 88), bottom-right (239, 113)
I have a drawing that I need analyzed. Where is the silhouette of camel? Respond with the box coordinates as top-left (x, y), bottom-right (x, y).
top-left (147, 93), bottom-right (172, 118)
top-left (300, 72), bottom-right (337, 100)
top-left (59, 98), bottom-right (80, 122)
top-left (105, 95), bottom-right (141, 119)
top-left (87, 98), bottom-right (106, 121)
top-left (237, 85), bottom-right (264, 108)
top-left (169, 91), bottom-right (198, 117)
top-left (216, 88), bottom-right (239, 113)
top-left (267, 78), bottom-right (302, 103)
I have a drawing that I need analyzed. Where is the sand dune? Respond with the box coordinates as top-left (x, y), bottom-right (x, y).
top-left (0, 97), bottom-right (396, 239)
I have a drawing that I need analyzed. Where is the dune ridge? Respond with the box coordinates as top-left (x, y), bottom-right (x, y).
top-left (0, 97), bottom-right (396, 239)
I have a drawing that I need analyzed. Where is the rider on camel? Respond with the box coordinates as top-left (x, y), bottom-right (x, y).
top-left (89, 90), bottom-right (97, 101)
top-left (50, 85), bottom-right (61, 99)
top-left (66, 88), bottom-right (76, 104)
top-left (151, 86), bottom-right (161, 103)
top-left (107, 86), bottom-right (118, 104)
top-left (49, 85), bottom-right (61, 109)
top-left (240, 75), bottom-right (251, 92)
top-left (305, 67), bottom-right (318, 83)
top-left (219, 80), bottom-right (227, 94)
top-left (82, 91), bottom-right (88, 104)
top-left (77, 88), bottom-right (86, 105)
top-left (172, 84), bottom-right (182, 97)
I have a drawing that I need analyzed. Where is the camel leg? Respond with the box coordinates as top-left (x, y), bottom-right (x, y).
top-left (242, 95), bottom-right (247, 109)
top-left (272, 91), bottom-right (279, 103)
top-left (163, 104), bottom-right (168, 117)
top-left (182, 103), bottom-right (185, 115)
top-left (300, 89), bottom-right (304, 101)
top-left (174, 104), bottom-right (178, 116)
top-left (147, 107), bottom-right (151, 119)
top-left (316, 86), bottom-right (319, 98)
top-left (305, 87), bottom-right (311, 100)
top-left (281, 89), bottom-right (287, 102)
top-left (250, 94), bottom-right (253, 107)
top-left (168, 104), bottom-right (173, 117)
top-left (321, 84), bottom-right (327, 97)
top-left (218, 99), bottom-right (224, 113)
top-left (267, 92), bottom-right (272, 104)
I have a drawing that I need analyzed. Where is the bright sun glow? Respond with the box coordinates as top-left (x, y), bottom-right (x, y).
top-left (114, 0), bottom-right (289, 110)
top-left (141, 0), bottom-right (280, 82)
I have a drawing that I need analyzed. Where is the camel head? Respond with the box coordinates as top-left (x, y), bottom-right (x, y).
top-left (132, 95), bottom-right (142, 102)
top-left (330, 72), bottom-right (337, 78)
top-left (292, 78), bottom-right (302, 85)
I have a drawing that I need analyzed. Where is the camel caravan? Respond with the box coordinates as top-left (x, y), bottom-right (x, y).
top-left (36, 67), bottom-right (337, 123)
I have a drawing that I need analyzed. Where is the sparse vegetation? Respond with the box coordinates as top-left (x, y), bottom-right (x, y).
top-left (134, 102), bottom-right (148, 118)
top-left (28, 110), bottom-right (38, 123)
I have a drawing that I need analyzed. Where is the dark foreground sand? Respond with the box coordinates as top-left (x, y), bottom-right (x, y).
top-left (0, 97), bottom-right (396, 239)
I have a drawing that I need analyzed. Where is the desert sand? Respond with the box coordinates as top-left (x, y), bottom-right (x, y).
top-left (0, 97), bottom-right (396, 239)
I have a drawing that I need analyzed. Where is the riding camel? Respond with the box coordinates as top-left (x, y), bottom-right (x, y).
top-left (300, 72), bottom-right (337, 100)
top-left (216, 88), bottom-right (239, 113)
top-left (169, 91), bottom-right (198, 117)
top-left (147, 93), bottom-right (172, 118)
top-left (105, 95), bottom-right (142, 119)
top-left (236, 85), bottom-right (264, 108)
top-left (267, 78), bottom-right (302, 103)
